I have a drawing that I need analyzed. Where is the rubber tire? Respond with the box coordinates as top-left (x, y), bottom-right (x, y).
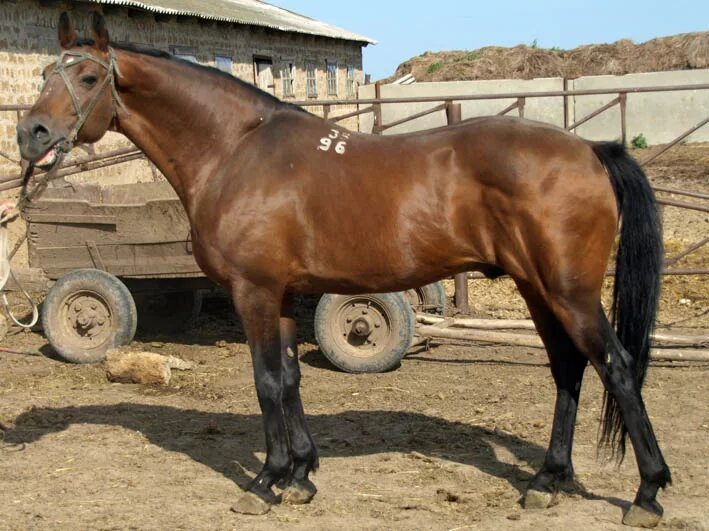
top-left (405, 281), bottom-right (447, 315)
top-left (314, 292), bottom-right (415, 373)
top-left (42, 269), bottom-right (137, 364)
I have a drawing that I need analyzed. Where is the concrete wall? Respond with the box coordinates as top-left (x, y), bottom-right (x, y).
top-left (571, 70), bottom-right (709, 143)
top-left (360, 69), bottom-right (709, 144)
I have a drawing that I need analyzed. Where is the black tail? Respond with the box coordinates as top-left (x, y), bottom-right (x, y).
top-left (591, 141), bottom-right (663, 460)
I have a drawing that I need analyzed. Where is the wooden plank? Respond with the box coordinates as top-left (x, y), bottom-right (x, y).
top-left (416, 314), bottom-right (709, 346)
top-left (24, 213), bottom-right (117, 225)
top-left (34, 242), bottom-right (202, 279)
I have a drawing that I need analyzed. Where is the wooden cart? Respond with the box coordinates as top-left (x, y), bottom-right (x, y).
top-left (23, 181), bottom-right (445, 370)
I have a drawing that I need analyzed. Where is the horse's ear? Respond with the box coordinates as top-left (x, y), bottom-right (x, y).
top-left (58, 12), bottom-right (77, 50)
top-left (89, 11), bottom-right (109, 51)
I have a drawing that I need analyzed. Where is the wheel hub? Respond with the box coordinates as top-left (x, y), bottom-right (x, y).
top-left (351, 316), bottom-right (372, 337)
top-left (64, 293), bottom-right (111, 341)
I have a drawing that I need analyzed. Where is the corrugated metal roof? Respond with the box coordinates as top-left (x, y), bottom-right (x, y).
top-left (87, 0), bottom-right (376, 44)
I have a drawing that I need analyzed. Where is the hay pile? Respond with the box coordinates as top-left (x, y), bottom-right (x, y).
top-left (387, 32), bottom-right (709, 82)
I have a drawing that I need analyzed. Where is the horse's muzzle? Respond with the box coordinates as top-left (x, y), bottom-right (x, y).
top-left (16, 116), bottom-right (63, 164)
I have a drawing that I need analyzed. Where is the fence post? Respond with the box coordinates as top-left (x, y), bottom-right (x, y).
top-left (517, 97), bottom-right (526, 118)
top-left (445, 102), bottom-right (470, 314)
top-left (619, 92), bottom-right (627, 145)
top-left (373, 81), bottom-right (383, 134)
top-left (563, 78), bottom-right (569, 130)
top-left (323, 104), bottom-right (330, 121)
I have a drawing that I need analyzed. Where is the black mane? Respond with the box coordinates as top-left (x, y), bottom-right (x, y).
top-left (75, 38), bottom-right (308, 114)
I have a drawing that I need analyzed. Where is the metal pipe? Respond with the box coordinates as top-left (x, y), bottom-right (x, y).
top-left (641, 115), bottom-right (709, 166)
top-left (656, 197), bottom-right (709, 213)
top-left (290, 83), bottom-right (709, 107)
top-left (329, 106), bottom-right (374, 123)
top-left (652, 186), bottom-right (709, 200)
top-left (0, 153), bottom-right (145, 192)
top-left (566, 96), bottom-right (620, 131)
top-left (664, 238), bottom-right (709, 267)
top-left (379, 103), bottom-right (447, 132)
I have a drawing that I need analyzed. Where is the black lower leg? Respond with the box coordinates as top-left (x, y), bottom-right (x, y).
top-left (597, 317), bottom-right (671, 517)
top-left (529, 351), bottom-right (586, 496)
top-left (280, 296), bottom-right (318, 501)
top-left (232, 283), bottom-right (292, 505)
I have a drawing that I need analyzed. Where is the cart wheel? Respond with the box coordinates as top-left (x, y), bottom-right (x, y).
top-left (42, 269), bottom-right (137, 364)
top-left (404, 281), bottom-right (447, 315)
top-left (314, 292), bottom-right (415, 373)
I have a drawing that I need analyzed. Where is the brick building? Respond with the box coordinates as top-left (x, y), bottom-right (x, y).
top-left (0, 0), bottom-right (375, 180)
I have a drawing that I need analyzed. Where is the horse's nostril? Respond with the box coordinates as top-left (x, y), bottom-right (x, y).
top-left (31, 123), bottom-right (51, 143)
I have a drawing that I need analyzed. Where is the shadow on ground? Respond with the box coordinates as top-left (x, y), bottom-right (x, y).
top-left (6, 404), bottom-right (546, 495)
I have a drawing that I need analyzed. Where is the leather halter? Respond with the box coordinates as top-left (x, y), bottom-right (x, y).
top-left (14, 47), bottom-right (127, 215)
top-left (45, 46), bottom-right (127, 153)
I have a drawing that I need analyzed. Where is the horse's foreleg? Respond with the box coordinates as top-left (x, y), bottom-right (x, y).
top-left (279, 293), bottom-right (318, 505)
top-left (518, 284), bottom-right (587, 509)
top-left (230, 280), bottom-right (291, 515)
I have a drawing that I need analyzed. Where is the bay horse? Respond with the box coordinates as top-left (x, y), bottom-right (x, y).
top-left (16, 12), bottom-right (670, 526)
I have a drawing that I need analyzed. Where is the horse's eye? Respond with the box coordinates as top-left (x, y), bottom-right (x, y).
top-left (80, 75), bottom-right (98, 88)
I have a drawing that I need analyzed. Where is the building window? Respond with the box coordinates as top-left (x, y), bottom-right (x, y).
top-left (253, 56), bottom-right (275, 94)
top-left (281, 62), bottom-right (295, 97)
top-left (326, 61), bottom-right (338, 96)
top-left (346, 65), bottom-right (356, 97)
top-left (215, 55), bottom-right (233, 73)
top-left (306, 61), bottom-right (317, 98)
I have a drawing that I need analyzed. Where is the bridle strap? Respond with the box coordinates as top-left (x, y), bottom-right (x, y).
top-left (13, 47), bottom-right (127, 216)
top-left (48, 47), bottom-right (127, 153)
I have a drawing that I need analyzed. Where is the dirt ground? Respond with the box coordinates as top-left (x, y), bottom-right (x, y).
top-left (0, 144), bottom-right (707, 530)
top-left (0, 295), bottom-right (707, 531)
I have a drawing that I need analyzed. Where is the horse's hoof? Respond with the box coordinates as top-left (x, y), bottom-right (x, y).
top-left (523, 489), bottom-right (555, 509)
top-left (282, 479), bottom-right (317, 505)
top-left (622, 504), bottom-right (662, 528)
top-left (231, 491), bottom-right (272, 515)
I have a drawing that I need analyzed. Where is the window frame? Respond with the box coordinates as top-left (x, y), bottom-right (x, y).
top-left (326, 60), bottom-right (338, 97)
top-left (305, 60), bottom-right (318, 98)
top-left (346, 64), bottom-right (356, 98)
top-left (280, 60), bottom-right (296, 98)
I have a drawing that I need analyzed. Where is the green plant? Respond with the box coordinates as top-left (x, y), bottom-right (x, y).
top-left (631, 133), bottom-right (648, 149)
top-left (465, 50), bottom-right (482, 61)
top-left (427, 62), bottom-right (443, 74)
top-left (530, 39), bottom-right (538, 49)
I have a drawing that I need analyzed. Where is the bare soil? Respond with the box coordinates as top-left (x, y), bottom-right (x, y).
top-left (0, 144), bottom-right (706, 530)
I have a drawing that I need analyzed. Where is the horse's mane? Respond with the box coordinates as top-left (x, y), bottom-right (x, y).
top-left (74, 38), bottom-right (309, 114)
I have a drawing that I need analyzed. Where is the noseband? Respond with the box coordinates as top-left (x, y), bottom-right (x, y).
top-left (45, 46), bottom-right (127, 153)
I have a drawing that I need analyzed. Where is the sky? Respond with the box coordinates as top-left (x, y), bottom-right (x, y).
top-left (273, 0), bottom-right (709, 80)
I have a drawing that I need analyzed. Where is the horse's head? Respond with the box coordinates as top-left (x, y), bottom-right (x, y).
top-left (17, 11), bottom-right (122, 169)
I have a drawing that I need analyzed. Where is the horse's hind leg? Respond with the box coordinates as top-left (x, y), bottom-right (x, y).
top-left (595, 314), bottom-right (671, 527)
top-left (539, 294), bottom-right (670, 527)
top-left (516, 283), bottom-right (588, 509)
top-left (279, 293), bottom-right (318, 505)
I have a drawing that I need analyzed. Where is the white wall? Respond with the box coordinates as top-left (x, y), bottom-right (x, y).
top-left (359, 69), bottom-right (709, 144)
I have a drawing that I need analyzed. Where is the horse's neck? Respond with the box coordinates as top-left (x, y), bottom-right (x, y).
top-left (113, 49), bottom-right (277, 213)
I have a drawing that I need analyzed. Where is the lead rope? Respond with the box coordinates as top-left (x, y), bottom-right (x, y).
top-left (0, 154), bottom-right (67, 329)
